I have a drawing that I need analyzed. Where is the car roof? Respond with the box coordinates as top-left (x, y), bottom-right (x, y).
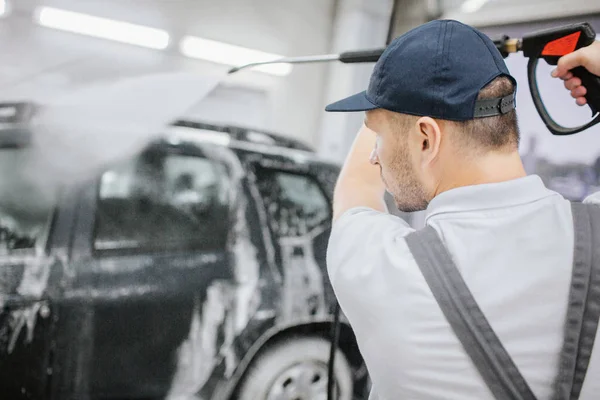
top-left (0, 100), bottom-right (340, 168)
top-left (165, 120), bottom-right (340, 167)
top-left (173, 120), bottom-right (314, 152)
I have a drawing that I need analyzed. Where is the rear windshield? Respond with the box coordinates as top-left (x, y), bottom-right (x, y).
top-left (0, 148), bottom-right (56, 255)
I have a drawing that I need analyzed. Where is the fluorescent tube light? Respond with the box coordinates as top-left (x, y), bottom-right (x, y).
top-left (460, 0), bottom-right (489, 13)
top-left (180, 35), bottom-right (292, 77)
top-left (34, 7), bottom-right (170, 50)
top-left (0, 1), bottom-right (7, 17)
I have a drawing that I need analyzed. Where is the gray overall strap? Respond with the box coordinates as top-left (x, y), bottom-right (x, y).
top-left (405, 226), bottom-right (537, 400)
top-left (552, 202), bottom-right (600, 400)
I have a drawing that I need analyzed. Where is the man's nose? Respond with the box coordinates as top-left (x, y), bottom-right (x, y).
top-left (369, 149), bottom-right (379, 165)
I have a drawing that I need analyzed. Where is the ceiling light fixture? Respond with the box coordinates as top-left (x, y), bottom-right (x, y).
top-left (0, 0), bottom-right (8, 17)
top-left (34, 7), bottom-right (170, 50)
top-left (460, 0), bottom-right (489, 13)
top-left (180, 35), bottom-right (292, 77)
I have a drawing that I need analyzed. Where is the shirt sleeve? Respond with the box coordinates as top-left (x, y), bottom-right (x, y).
top-left (327, 207), bottom-right (414, 325)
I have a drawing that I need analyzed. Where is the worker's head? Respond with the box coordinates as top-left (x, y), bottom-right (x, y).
top-left (325, 19), bottom-right (522, 212)
top-left (365, 76), bottom-right (519, 211)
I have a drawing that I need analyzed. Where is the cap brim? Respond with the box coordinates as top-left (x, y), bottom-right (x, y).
top-left (325, 91), bottom-right (379, 112)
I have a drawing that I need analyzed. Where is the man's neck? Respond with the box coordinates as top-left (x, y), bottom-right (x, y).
top-left (434, 150), bottom-right (527, 197)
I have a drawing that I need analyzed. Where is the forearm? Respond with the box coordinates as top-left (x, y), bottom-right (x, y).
top-left (333, 125), bottom-right (387, 222)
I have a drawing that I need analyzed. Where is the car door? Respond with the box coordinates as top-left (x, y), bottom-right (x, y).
top-left (0, 176), bottom-right (73, 399)
top-left (252, 162), bottom-right (333, 324)
top-left (0, 248), bottom-right (58, 400)
top-left (63, 143), bottom-right (237, 399)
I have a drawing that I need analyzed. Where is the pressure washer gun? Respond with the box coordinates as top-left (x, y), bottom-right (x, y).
top-left (497, 22), bottom-right (600, 135)
top-left (230, 22), bottom-right (600, 136)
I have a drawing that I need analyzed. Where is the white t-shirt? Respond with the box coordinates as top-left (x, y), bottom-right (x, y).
top-left (327, 175), bottom-right (600, 400)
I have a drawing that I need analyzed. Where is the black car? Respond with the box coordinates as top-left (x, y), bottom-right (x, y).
top-left (0, 111), bottom-right (368, 400)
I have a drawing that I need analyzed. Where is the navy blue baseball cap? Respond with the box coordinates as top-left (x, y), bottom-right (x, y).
top-left (325, 20), bottom-right (516, 120)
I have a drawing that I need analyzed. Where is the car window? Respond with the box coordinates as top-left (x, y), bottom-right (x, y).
top-left (255, 168), bottom-right (330, 237)
top-left (0, 148), bottom-right (55, 256)
top-left (94, 149), bottom-right (230, 253)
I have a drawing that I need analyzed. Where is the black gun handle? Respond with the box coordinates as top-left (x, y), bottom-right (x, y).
top-left (571, 66), bottom-right (600, 115)
top-left (527, 57), bottom-right (600, 135)
top-left (338, 48), bottom-right (385, 64)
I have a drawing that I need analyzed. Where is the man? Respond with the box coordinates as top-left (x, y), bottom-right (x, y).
top-left (325, 20), bottom-right (600, 399)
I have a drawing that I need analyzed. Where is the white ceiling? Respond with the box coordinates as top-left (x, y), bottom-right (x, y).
top-left (9, 0), bottom-right (334, 56)
top-left (0, 0), bottom-right (338, 144)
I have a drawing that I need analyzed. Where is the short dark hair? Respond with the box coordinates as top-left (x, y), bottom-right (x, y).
top-left (454, 76), bottom-right (520, 151)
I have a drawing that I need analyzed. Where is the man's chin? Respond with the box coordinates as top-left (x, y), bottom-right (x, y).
top-left (394, 199), bottom-right (428, 213)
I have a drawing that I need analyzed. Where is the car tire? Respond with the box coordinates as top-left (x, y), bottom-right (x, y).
top-left (236, 336), bottom-right (353, 400)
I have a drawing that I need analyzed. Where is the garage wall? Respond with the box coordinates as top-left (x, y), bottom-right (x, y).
top-left (0, 0), bottom-right (337, 145)
top-left (442, 0), bottom-right (600, 27)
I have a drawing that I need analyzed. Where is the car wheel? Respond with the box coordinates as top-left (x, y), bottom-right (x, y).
top-left (236, 336), bottom-right (353, 400)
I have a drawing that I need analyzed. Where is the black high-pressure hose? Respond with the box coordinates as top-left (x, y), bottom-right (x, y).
top-left (327, 303), bottom-right (342, 399)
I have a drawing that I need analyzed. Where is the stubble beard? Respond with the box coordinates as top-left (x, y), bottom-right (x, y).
top-left (385, 150), bottom-right (429, 213)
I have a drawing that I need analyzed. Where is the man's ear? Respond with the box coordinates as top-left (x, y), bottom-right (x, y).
top-left (414, 117), bottom-right (442, 164)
